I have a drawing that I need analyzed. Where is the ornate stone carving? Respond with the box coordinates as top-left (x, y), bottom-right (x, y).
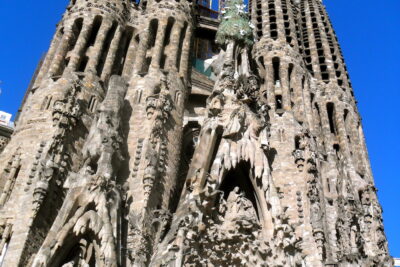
top-left (32, 75), bottom-right (127, 267)
top-left (143, 75), bottom-right (173, 200)
top-left (31, 75), bottom-right (84, 216)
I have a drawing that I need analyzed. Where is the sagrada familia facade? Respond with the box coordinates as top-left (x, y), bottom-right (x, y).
top-left (0, 0), bottom-right (393, 266)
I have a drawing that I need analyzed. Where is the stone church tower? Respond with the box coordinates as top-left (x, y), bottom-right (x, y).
top-left (0, 0), bottom-right (392, 266)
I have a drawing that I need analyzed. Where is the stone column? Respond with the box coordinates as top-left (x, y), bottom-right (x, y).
top-left (280, 62), bottom-right (291, 110)
top-left (166, 22), bottom-right (183, 71)
top-left (334, 108), bottom-right (351, 159)
top-left (132, 30), bottom-right (150, 75)
top-left (85, 21), bottom-right (113, 75)
top-left (275, 0), bottom-right (286, 41)
top-left (303, 0), bottom-right (322, 80)
top-left (150, 20), bottom-right (168, 71)
top-left (311, 0), bottom-right (336, 82)
top-left (179, 26), bottom-right (193, 79)
top-left (47, 26), bottom-right (75, 77)
top-left (265, 63), bottom-right (276, 110)
top-left (101, 27), bottom-right (123, 81)
top-left (66, 21), bottom-right (92, 72)
top-left (122, 31), bottom-right (138, 79)
top-left (261, 0), bottom-right (270, 38)
top-left (302, 78), bottom-right (317, 132)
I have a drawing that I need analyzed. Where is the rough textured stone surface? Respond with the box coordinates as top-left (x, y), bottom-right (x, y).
top-left (0, 124), bottom-right (13, 154)
top-left (0, 0), bottom-right (392, 266)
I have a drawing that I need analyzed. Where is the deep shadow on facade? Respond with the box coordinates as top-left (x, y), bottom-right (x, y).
top-left (0, 0), bottom-right (393, 266)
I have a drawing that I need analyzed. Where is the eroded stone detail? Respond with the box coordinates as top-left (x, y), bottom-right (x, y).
top-left (0, 0), bottom-right (392, 266)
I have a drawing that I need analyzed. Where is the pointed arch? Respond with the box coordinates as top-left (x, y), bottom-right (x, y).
top-left (32, 189), bottom-right (120, 267)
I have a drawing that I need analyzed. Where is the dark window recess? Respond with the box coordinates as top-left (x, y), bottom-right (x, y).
top-left (276, 95), bottom-right (283, 110)
top-left (326, 102), bottom-right (336, 134)
top-left (273, 57), bottom-right (280, 84)
top-left (88, 16), bottom-right (103, 47)
top-left (78, 56), bottom-right (88, 72)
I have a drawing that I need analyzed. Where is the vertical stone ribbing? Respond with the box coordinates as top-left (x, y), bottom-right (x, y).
top-left (101, 27), bottom-right (123, 81)
top-left (132, 29), bottom-right (151, 75)
top-left (166, 22), bottom-right (183, 71)
top-left (66, 21), bottom-right (92, 72)
top-left (47, 26), bottom-right (75, 77)
top-left (85, 21), bottom-right (113, 74)
top-left (0, 0), bottom-right (392, 266)
top-left (150, 20), bottom-right (168, 71)
top-left (179, 26), bottom-right (193, 80)
top-left (121, 29), bottom-right (138, 79)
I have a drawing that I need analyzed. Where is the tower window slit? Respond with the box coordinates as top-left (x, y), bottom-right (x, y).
top-left (272, 57), bottom-right (280, 84)
top-left (326, 102), bottom-right (337, 134)
top-left (148, 19), bottom-right (159, 48)
top-left (276, 95), bottom-right (283, 110)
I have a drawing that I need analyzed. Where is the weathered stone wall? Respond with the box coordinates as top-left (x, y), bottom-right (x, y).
top-left (0, 0), bottom-right (392, 266)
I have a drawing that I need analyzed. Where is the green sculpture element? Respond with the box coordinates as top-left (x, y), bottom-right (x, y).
top-left (216, 0), bottom-right (254, 47)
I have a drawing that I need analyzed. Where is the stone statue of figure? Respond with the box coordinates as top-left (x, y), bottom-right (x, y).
top-left (350, 224), bottom-right (359, 253)
top-left (223, 187), bottom-right (258, 232)
top-left (226, 187), bottom-right (242, 215)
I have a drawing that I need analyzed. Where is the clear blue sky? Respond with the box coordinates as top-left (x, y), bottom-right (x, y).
top-left (0, 0), bottom-right (399, 257)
